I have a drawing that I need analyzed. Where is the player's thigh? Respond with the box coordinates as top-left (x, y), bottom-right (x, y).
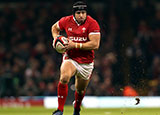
top-left (75, 76), bottom-right (90, 91)
top-left (60, 60), bottom-right (76, 83)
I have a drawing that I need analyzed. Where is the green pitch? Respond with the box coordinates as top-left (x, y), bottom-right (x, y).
top-left (0, 106), bottom-right (160, 115)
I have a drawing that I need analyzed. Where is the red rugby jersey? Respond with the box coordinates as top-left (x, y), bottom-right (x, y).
top-left (58, 15), bottom-right (100, 64)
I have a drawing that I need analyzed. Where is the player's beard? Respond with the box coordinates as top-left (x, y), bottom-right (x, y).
top-left (76, 17), bottom-right (86, 24)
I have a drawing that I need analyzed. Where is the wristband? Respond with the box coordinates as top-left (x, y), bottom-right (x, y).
top-left (56, 35), bottom-right (61, 38)
top-left (80, 43), bottom-right (82, 49)
top-left (75, 43), bottom-right (83, 49)
top-left (75, 43), bottom-right (78, 48)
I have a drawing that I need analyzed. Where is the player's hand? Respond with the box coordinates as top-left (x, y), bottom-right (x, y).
top-left (65, 39), bottom-right (75, 50)
top-left (62, 42), bottom-right (69, 51)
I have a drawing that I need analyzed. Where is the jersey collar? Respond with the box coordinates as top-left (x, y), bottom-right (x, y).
top-left (72, 15), bottom-right (87, 26)
top-left (73, 16), bottom-right (80, 26)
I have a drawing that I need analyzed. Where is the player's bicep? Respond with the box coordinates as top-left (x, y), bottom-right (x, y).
top-left (89, 33), bottom-right (101, 49)
top-left (51, 21), bottom-right (61, 39)
top-left (52, 21), bottom-right (61, 31)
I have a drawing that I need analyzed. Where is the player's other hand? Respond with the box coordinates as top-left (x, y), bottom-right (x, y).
top-left (65, 39), bottom-right (75, 50)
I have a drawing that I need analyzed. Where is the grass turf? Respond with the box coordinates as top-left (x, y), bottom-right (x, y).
top-left (0, 106), bottom-right (160, 115)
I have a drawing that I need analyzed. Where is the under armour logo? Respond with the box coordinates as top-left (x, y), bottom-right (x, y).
top-left (68, 27), bottom-right (72, 31)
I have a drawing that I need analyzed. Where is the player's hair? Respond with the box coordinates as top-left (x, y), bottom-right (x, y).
top-left (72, 1), bottom-right (87, 14)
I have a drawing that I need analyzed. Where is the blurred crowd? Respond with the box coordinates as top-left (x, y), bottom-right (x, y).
top-left (0, 0), bottom-right (160, 97)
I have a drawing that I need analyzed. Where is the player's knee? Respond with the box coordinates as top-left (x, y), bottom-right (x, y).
top-left (60, 74), bottom-right (70, 84)
top-left (60, 77), bottom-right (69, 84)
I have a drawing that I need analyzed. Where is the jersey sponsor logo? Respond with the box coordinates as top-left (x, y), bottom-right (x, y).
top-left (69, 36), bottom-right (87, 41)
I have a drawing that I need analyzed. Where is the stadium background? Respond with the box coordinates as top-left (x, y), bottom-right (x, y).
top-left (0, 0), bottom-right (160, 105)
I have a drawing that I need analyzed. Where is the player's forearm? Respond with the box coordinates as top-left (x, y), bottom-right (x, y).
top-left (51, 23), bottom-right (60, 39)
top-left (79, 34), bottom-right (101, 50)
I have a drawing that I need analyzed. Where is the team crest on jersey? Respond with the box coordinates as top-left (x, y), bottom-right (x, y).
top-left (82, 27), bottom-right (86, 33)
top-left (68, 27), bottom-right (72, 31)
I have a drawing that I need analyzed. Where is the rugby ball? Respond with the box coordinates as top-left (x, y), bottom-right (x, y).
top-left (53, 35), bottom-right (68, 53)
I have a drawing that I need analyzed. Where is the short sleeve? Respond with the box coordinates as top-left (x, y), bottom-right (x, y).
top-left (88, 20), bottom-right (100, 35)
top-left (58, 17), bottom-right (67, 30)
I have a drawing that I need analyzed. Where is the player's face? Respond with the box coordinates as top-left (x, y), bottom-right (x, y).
top-left (75, 10), bottom-right (87, 24)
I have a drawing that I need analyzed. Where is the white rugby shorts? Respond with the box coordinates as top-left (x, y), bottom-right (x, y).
top-left (62, 54), bottom-right (94, 80)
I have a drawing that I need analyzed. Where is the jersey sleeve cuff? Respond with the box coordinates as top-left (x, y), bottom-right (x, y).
top-left (89, 32), bottom-right (100, 35)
